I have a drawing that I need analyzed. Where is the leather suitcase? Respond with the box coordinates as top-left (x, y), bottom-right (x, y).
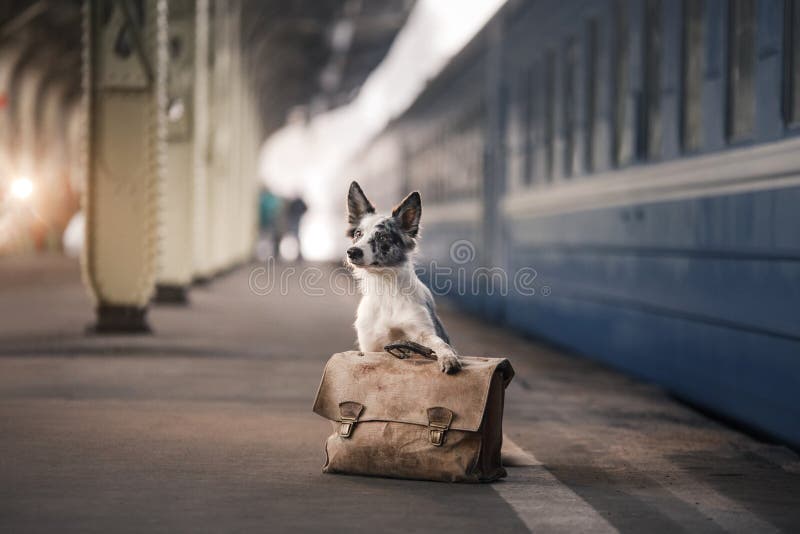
top-left (312, 342), bottom-right (514, 483)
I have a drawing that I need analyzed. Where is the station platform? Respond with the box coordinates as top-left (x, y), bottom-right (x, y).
top-left (0, 256), bottom-right (798, 533)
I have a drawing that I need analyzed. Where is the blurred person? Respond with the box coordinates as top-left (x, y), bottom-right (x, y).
top-left (258, 186), bottom-right (282, 235)
top-left (265, 192), bottom-right (307, 262)
top-left (278, 196), bottom-right (307, 261)
top-left (256, 186), bottom-right (282, 261)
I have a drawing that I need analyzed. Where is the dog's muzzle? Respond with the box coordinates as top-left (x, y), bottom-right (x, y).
top-left (347, 247), bottom-right (363, 262)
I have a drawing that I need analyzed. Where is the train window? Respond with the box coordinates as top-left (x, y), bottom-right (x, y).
top-left (727, 0), bottom-right (756, 141)
top-left (523, 68), bottom-right (534, 185)
top-left (614, 0), bottom-right (631, 166)
top-left (511, 70), bottom-right (532, 189)
top-left (683, 0), bottom-right (705, 151)
top-left (529, 59), bottom-right (543, 185)
top-left (785, 0), bottom-right (800, 125)
top-left (586, 18), bottom-right (599, 173)
top-left (564, 37), bottom-right (578, 177)
top-left (544, 50), bottom-right (556, 181)
top-left (644, 0), bottom-right (663, 159)
top-left (505, 79), bottom-right (521, 190)
top-left (473, 104), bottom-right (484, 197)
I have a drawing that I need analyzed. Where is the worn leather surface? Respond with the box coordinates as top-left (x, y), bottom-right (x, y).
top-left (313, 351), bottom-right (514, 482)
top-left (313, 351), bottom-right (514, 431)
top-left (323, 422), bottom-right (488, 482)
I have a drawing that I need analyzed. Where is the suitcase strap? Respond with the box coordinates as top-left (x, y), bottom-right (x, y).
top-left (338, 401), bottom-right (454, 446)
top-left (384, 341), bottom-right (437, 360)
top-left (338, 401), bottom-right (364, 438)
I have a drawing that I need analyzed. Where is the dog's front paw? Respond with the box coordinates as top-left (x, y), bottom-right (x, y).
top-left (438, 351), bottom-right (462, 374)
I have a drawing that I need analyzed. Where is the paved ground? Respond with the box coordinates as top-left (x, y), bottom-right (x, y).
top-left (1, 256), bottom-right (799, 533)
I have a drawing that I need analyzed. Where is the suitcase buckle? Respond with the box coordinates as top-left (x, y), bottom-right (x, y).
top-left (427, 407), bottom-right (454, 447)
top-left (338, 401), bottom-right (364, 438)
top-left (429, 426), bottom-right (447, 446)
top-left (339, 419), bottom-right (356, 438)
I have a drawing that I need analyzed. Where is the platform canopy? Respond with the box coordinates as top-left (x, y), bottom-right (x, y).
top-left (1, 0), bottom-right (414, 137)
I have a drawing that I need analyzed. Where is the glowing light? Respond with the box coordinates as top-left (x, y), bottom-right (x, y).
top-left (62, 211), bottom-right (85, 258)
top-left (167, 97), bottom-right (185, 122)
top-left (10, 177), bottom-right (33, 200)
top-left (279, 235), bottom-right (300, 262)
top-left (300, 215), bottom-right (341, 261)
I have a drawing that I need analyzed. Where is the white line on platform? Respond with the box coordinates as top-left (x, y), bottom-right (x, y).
top-left (647, 456), bottom-right (782, 534)
top-left (501, 435), bottom-right (542, 467)
top-left (496, 436), bottom-right (619, 533)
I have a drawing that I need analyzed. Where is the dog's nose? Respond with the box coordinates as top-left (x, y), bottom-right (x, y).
top-left (347, 247), bottom-right (363, 260)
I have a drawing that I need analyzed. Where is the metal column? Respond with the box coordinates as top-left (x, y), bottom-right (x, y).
top-left (155, 0), bottom-right (196, 303)
top-left (82, 0), bottom-right (167, 332)
top-left (191, 0), bottom-right (211, 281)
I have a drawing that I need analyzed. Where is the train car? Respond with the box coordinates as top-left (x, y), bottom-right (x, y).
top-left (342, 0), bottom-right (800, 448)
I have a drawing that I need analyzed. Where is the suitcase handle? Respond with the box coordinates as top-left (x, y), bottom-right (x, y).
top-left (384, 341), bottom-right (437, 360)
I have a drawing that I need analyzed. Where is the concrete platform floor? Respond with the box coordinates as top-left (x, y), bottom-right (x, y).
top-left (0, 256), bottom-right (799, 533)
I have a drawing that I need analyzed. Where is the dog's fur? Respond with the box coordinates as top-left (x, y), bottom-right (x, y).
top-left (345, 181), bottom-right (461, 373)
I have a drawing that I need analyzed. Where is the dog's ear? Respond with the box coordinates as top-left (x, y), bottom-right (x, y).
top-left (347, 181), bottom-right (375, 235)
top-left (392, 191), bottom-right (421, 238)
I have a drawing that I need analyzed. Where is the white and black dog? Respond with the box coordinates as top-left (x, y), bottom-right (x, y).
top-left (345, 181), bottom-right (462, 374)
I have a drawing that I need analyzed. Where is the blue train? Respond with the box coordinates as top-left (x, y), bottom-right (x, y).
top-left (341, 0), bottom-right (800, 448)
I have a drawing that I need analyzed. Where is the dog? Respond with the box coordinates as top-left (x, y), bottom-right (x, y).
top-left (345, 181), bottom-right (462, 374)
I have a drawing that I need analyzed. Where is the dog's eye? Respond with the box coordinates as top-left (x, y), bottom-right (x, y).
top-left (353, 230), bottom-right (363, 240)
